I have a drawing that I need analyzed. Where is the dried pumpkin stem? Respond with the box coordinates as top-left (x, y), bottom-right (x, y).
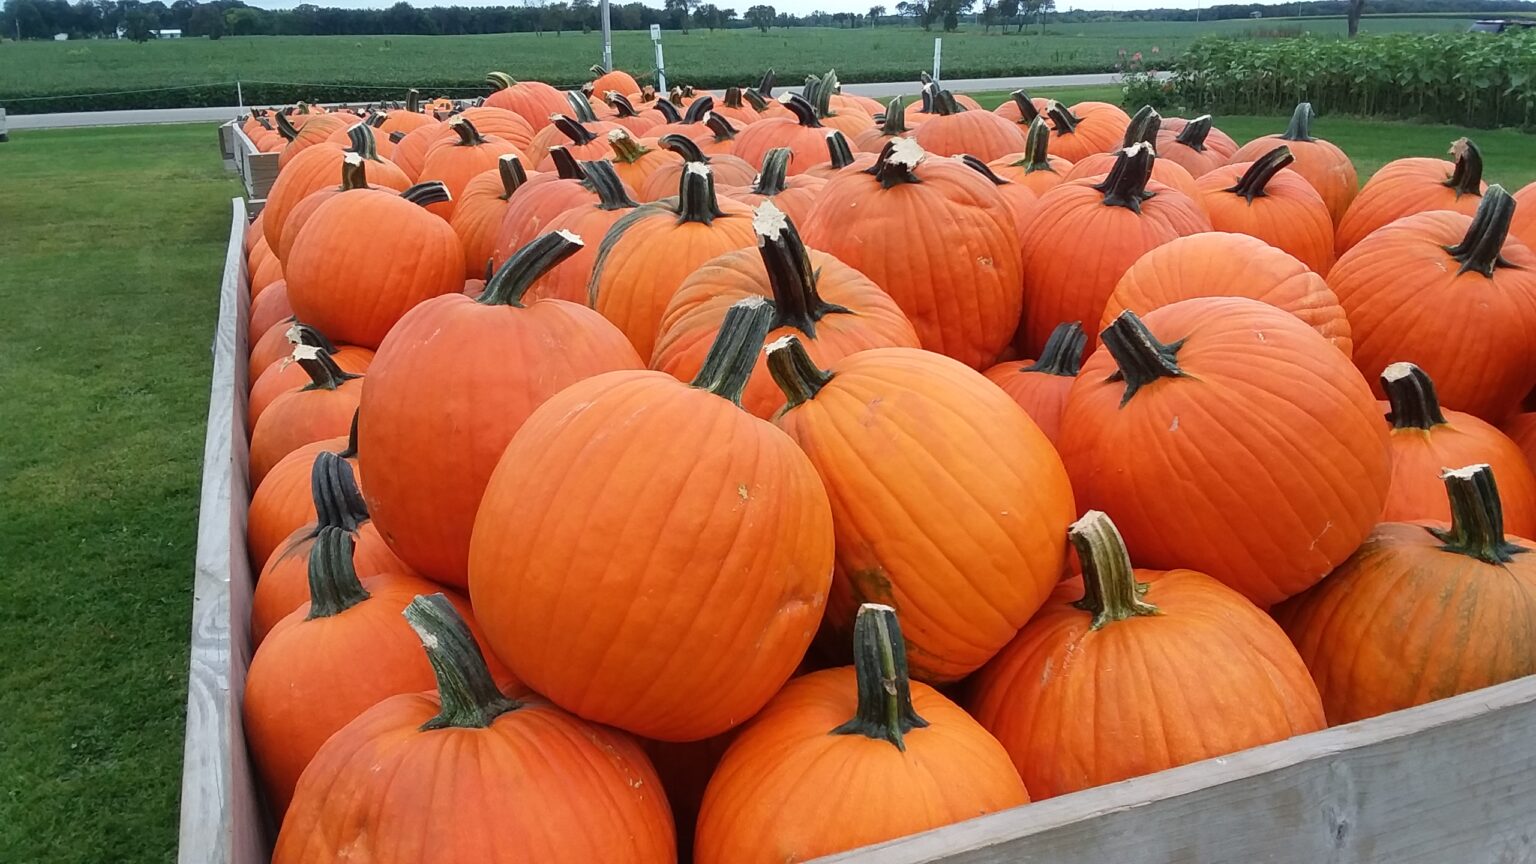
top-left (400, 181), bottom-right (452, 209)
top-left (338, 410), bottom-right (359, 459)
top-left (676, 164), bottom-right (725, 225)
top-left (1227, 145), bottom-right (1294, 203)
top-left (552, 115), bottom-right (598, 146)
top-left (683, 96), bottom-right (715, 124)
top-left (1070, 511), bottom-right (1159, 629)
top-left (755, 203), bottom-right (849, 336)
top-left (480, 231), bottom-right (585, 308)
top-left (723, 86), bottom-right (747, 109)
top-left (547, 146), bottom-right (586, 181)
top-left (345, 123), bottom-right (381, 161)
top-left (1444, 138), bottom-right (1484, 198)
top-left (741, 88), bottom-right (770, 112)
top-left (779, 93), bottom-right (823, 129)
top-left (753, 148), bottom-right (794, 195)
top-left (652, 98), bottom-right (682, 123)
top-left (1095, 142), bottom-right (1157, 213)
top-left (1008, 89), bottom-right (1039, 124)
top-left (957, 154), bottom-right (1012, 188)
top-left (304, 526), bottom-right (371, 620)
top-left (285, 322), bottom-right (337, 353)
top-left (1120, 105), bottom-right (1161, 150)
top-left (867, 137), bottom-right (925, 189)
top-left (404, 594), bottom-right (520, 730)
top-left (274, 111), bottom-right (299, 141)
top-left (690, 297), bottom-right (776, 405)
top-left (660, 133), bottom-right (710, 164)
top-left (830, 603), bottom-right (929, 751)
top-left (565, 90), bottom-right (599, 123)
top-left (1446, 185), bottom-right (1515, 278)
top-left (1382, 362), bottom-right (1447, 430)
top-left (485, 71), bottom-right (516, 92)
top-left (705, 112), bottom-right (739, 143)
top-left (584, 160), bottom-right (639, 211)
top-left (497, 154), bottom-right (528, 199)
top-left (757, 68), bottom-right (777, 97)
top-left (766, 334), bottom-right (835, 409)
top-left (823, 130), bottom-right (856, 170)
top-left (607, 129), bottom-right (653, 164)
top-left (294, 344), bottom-right (362, 392)
top-left (1023, 321), bottom-right (1087, 377)
top-left (310, 450), bottom-right (368, 532)
top-left (877, 97), bottom-right (909, 135)
top-left (1431, 465), bottom-right (1528, 564)
top-left (608, 92), bottom-right (642, 117)
top-left (338, 154), bottom-right (370, 191)
top-left (405, 88), bottom-right (421, 114)
top-left (929, 89), bottom-right (965, 116)
top-left (1174, 115), bottom-right (1213, 151)
top-left (449, 117), bottom-right (488, 146)
top-left (1045, 100), bottom-right (1080, 134)
top-left (1101, 310), bottom-right (1186, 406)
top-left (1280, 101), bottom-right (1316, 142)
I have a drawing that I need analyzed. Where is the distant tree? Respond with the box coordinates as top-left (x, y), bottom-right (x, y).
top-left (571, 0), bottom-right (594, 31)
top-left (867, 4), bottom-right (884, 25)
top-left (124, 7), bottom-right (152, 39)
top-left (720, 6), bottom-right (736, 27)
top-left (997, 0), bottom-right (1018, 30)
top-left (745, 2), bottom-right (772, 31)
top-left (188, 1), bottom-right (223, 37)
top-left (937, 0), bottom-right (971, 31)
top-left (663, 0), bottom-right (692, 31)
top-left (981, 0), bottom-right (996, 31)
top-left (544, 0), bottom-right (568, 34)
top-left (1347, 0), bottom-right (1364, 35)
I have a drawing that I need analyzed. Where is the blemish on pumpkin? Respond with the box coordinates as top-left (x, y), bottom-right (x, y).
top-left (848, 567), bottom-right (896, 606)
top-left (1168, 415), bottom-right (1180, 432)
top-left (737, 484), bottom-right (750, 502)
top-left (1255, 331), bottom-right (1266, 343)
top-left (1309, 521), bottom-right (1335, 551)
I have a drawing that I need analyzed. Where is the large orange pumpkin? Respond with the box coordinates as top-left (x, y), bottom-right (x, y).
top-left (490, 149), bottom-right (616, 266)
top-left (605, 127), bottom-right (683, 190)
top-left (638, 134), bottom-right (756, 202)
top-left (418, 117), bottom-right (523, 218)
top-left (1057, 299), bottom-right (1390, 606)
top-left (802, 129), bottom-right (877, 179)
top-left (449, 153), bottom-right (537, 279)
top-left (909, 89), bottom-right (1027, 162)
top-left (275, 154), bottom-right (390, 265)
top-left (1326, 186), bottom-right (1536, 422)
top-left (1039, 99), bottom-right (1131, 162)
top-left (993, 87), bottom-right (1047, 128)
top-left (262, 124), bottom-right (411, 253)
top-left (386, 118), bottom-right (445, 180)
top-left (982, 320), bottom-right (1086, 446)
top-left (1061, 106), bottom-right (1205, 210)
top-left (248, 279), bottom-right (293, 338)
top-left (530, 114), bottom-right (624, 167)
top-left (358, 231), bottom-right (642, 588)
top-left (852, 96), bottom-right (911, 154)
top-left (1507, 412), bottom-right (1536, 468)
top-left (1228, 102), bottom-right (1357, 225)
top-left (249, 346), bottom-right (366, 485)
top-left (969, 510), bottom-right (1325, 798)
top-left (987, 116), bottom-right (1074, 197)
top-left (468, 300), bottom-right (835, 741)
top-left (1195, 145), bottom-right (1336, 275)
top-left (1160, 114), bottom-right (1239, 162)
top-left (711, 85), bottom-right (761, 125)
top-left (766, 337), bottom-right (1075, 681)
top-left (604, 91), bottom-right (664, 135)
top-left (1274, 464), bottom-right (1536, 725)
top-left (247, 342), bottom-right (372, 430)
top-left (1512, 180), bottom-right (1536, 248)
top-left (1335, 137), bottom-right (1487, 256)
top-left (954, 154), bottom-right (1038, 242)
top-left (694, 604), bottom-right (1028, 864)
top-left (1153, 114), bottom-right (1230, 177)
top-left (720, 147), bottom-right (826, 226)
top-left (525, 161), bottom-right (641, 304)
top-left (247, 423), bottom-right (354, 571)
top-left (732, 93), bottom-right (830, 176)
top-left (277, 111), bottom-right (350, 170)
top-left (374, 89), bottom-right (435, 136)
top-left (482, 71), bottom-right (568, 129)
top-left (800, 70), bottom-right (875, 138)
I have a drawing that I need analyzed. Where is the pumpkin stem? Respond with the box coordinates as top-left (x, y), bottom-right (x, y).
top-left (1382, 362), bottom-right (1448, 430)
top-left (1095, 142), bottom-right (1157, 213)
top-left (1174, 115), bottom-right (1213, 152)
top-left (338, 410), bottom-right (359, 459)
top-left (338, 153), bottom-right (370, 191)
top-left (877, 97), bottom-right (910, 136)
top-left (1017, 116), bottom-right (1055, 173)
top-left (675, 163), bottom-right (726, 225)
top-left (584, 160), bottom-right (639, 211)
top-left (956, 154), bottom-right (1012, 188)
top-left (344, 123), bottom-right (381, 161)
top-left (1446, 185), bottom-right (1516, 278)
top-left (652, 98), bottom-right (683, 123)
top-left (1045, 100), bottom-right (1080, 135)
top-left (756, 68), bottom-right (777, 98)
top-left (683, 96), bottom-right (715, 124)
top-left (1070, 511), bottom-right (1159, 629)
top-left (930, 89), bottom-right (965, 116)
top-left (547, 146), bottom-right (586, 181)
top-left (1227, 145), bottom-right (1294, 203)
top-left (274, 111), bottom-right (299, 142)
top-left (779, 93), bottom-right (823, 129)
top-left (293, 344), bottom-right (362, 392)
top-left (496, 153), bottom-right (528, 199)
top-left (303, 526), bottom-right (372, 620)
top-left (607, 91), bottom-right (642, 117)
top-left (406, 88), bottom-right (421, 114)
top-left (723, 86), bottom-right (747, 109)
top-left (741, 88), bottom-right (770, 112)
top-left (388, 130), bottom-right (407, 145)
top-left (480, 231), bottom-right (584, 308)
top-left (485, 71), bottom-right (516, 92)
top-left (551, 114), bottom-right (598, 146)
top-left (766, 333), bottom-right (835, 409)
top-left (690, 297), bottom-right (776, 405)
top-left (400, 181), bottom-right (452, 209)
top-left (404, 594), bottom-right (521, 730)
top-left (830, 603), bottom-right (929, 752)
top-left (449, 117), bottom-right (488, 146)
top-left (660, 133), bottom-right (709, 164)
top-left (866, 137), bottom-right (925, 189)
top-left (1101, 310), bottom-right (1187, 406)
top-left (753, 148), bottom-right (794, 195)
top-left (284, 321), bottom-right (337, 354)
top-left (1008, 89), bottom-right (1039, 124)
top-left (564, 90), bottom-right (599, 123)
top-left (1444, 138), bottom-right (1485, 199)
top-left (823, 130), bottom-right (856, 170)
top-left (309, 450), bottom-right (368, 532)
top-left (915, 84), bottom-right (934, 116)
top-left (1023, 322), bottom-right (1087, 376)
top-left (1431, 465), bottom-right (1529, 564)
top-left (1121, 105), bottom-right (1161, 151)
top-left (705, 112), bottom-right (740, 143)
top-left (606, 128), bottom-right (653, 164)
top-left (755, 202), bottom-right (849, 336)
top-left (1280, 101), bottom-right (1316, 142)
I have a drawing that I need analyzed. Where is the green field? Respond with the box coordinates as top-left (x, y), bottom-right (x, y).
top-left (0, 15), bottom-right (1475, 110)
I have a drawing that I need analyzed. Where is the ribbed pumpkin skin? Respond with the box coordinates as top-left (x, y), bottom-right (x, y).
top-left (1229, 134), bottom-right (1357, 225)
top-left (455, 106), bottom-right (537, 154)
top-left (468, 370), bottom-right (835, 741)
top-left (250, 522), bottom-right (410, 645)
top-left (1506, 412), bottom-right (1536, 469)
top-left (1058, 298), bottom-right (1390, 606)
top-left (249, 377), bottom-right (363, 485)
top-left (1273, 521), bottom-right (1536, 725)
top-left (1514, 182), bottom-right (1536, 248)
top-left (910, 111), bottom-right (1028, 161)
top-left (987, 153), bottom-right (1075, 197)
top-left (1064, 152), bottom-right (1205, 211)
top-left (802, 154), bottom-right (1023, 370)
top-left (1160, 116), bottom-right (1240, 161)
top-left (246, 437), bottom-right (354, 569)
top-left (982, 361), bottom-right (1074, 445)
top-left (483, 79), bottom-right (568, 129)
top-left (419, 133), bottom-right (523, 219)
top-left (286, 189), bottom-right (465, 349)
top-left (775, 349), bottom-right (1076, 682)
top-left (358, 293), bottom-right (643, 588)
top-left (250, 249), bottom-right (285, 298)
top-left (1325, 210), bottom-right (1536, 422)
top-left (249, 280), bottom-right (293, 336)
top-left (968, 569), bottom-right (1325, 799)
top-left (272, 694), bottom-right (675, 864)
top-left (490, 177), bottom-right (603, 268)
top-left (249, 319), bottom-right (296, 377)
top-left (721, 175), bottom-right (826, 226)
top-left (1380, 410), bottom-right (1536, 537)
top-left (263, 144), bottom-right (410, 252)
top-left (733, 118), bottom-right (832, 176)
top-left (389, 120), bottom-right (445, 180)
top-left (694, 669), bottom-right (1029, 864)
top-left (524, 202), bottom-right (642, 304)
top-left (1017, 177), bottom-right (1212, 358)
top-left (1153, 129), bottom-right (1223, 177)
top-left (1101, 232), bottom-right (1352, 356)
top-left (1336, 156), bottom-right (1486, 256)
top-left (450, 165), bottom-right (542, 279)
top-left (1043, 102), bottom-right (1131, 162)
top-left (1196, 159), bottom-right (1336, 275)
top-left (278, 114), bottom-right (349, 170)
top-left (247, 347), bottom-right (373, 431)
top-left (640, 154), bottom-right (757, 201)
top-left (652, 250), bottom-right (920, 418)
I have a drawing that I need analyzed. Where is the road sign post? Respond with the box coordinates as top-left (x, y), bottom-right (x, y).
top-left (600, 0), bottom-right (613, 73)
top-left (932, 38), bottom-right (943, 87)
top-left (650, 24), bottom-right (666, 92)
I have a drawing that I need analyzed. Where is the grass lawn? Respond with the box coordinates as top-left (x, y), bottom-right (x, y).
top-left (0, 124), bottom-right (239, 862)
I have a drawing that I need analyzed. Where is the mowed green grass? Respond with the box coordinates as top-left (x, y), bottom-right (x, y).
top-left (0, 124), bottom-right (239, 862)
top-left (0, 15), bottom-right (1472, 103)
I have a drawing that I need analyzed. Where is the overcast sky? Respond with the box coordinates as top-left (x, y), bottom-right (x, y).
top-left (245, 0), bottom-right (1308, 18)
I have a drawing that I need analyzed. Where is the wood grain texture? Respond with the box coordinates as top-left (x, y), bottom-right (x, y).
top-left (178, 198), bottom-right (267, 864)
top-left (815, 674), bottom-right (1536, 864)
top-left (232, 124), bottom-right (278, 201)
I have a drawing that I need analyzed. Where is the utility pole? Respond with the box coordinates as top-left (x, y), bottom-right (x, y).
top-left (600, 0), bottom-right (613, 72)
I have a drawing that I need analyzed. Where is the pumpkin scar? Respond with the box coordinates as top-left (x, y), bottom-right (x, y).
top-left (1168, 415), bottom-right (1180, 432)
top-left (1309, 521), bottom-right (1334, 551)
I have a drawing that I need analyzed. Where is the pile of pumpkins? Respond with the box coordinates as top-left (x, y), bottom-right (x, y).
top-left (238, 66), bottom-right (1536, 862)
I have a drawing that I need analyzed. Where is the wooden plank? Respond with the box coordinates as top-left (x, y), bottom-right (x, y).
top-left (218, 121), bottom-right (238, 166)
top-left (178, 197), bottom-right (267, 864)
top-left (230, 124), bottom-right (278, 201)
top-left (816, 674), bottom-right (1536, 864)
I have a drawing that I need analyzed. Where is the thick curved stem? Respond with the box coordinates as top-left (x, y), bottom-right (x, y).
top-left (829, 604), bottom-right (929, 751)
top-left (757, 68), bottom-right (777, 97)
top-left (723, 86), bottom-right (747, 109)
top-left (652, 98), bottom-right (682, 123)
top-left (1382, 362), bottom-right (1447, 430)
top-left (607, 92), bottom-right (642, 117)
top-left (683, 95), bottom-right (715, 124)
top-left (1018, 116), bottom-right (1055, 172)
top-left (660, 133), bottom-right (709, 164)
top-left (310, 450), bottom-right (368, 532)
top-left (338, 154), bottom-right (370, 191)
top-left (1094, 142), bottom-right (1156, 212)
top-left (583, 159), bottom-right (638, 211)
top-left (1101, 310), bottom-right (1186, 406)
top-left (552, 115), bottom-right (598, 146)
top-left (866, 137), bottom-right (925, 189)
top-left (1431, 465), bottom-right (1529, 564)
top-left (753, 147), bottom-right (793, 195)
top-left (404, 594), bottom-right (520, 730)
top-left (823, 130), bottom-right (856, 170)
top-left (480, 231), bottom-right (585, 307)
top-left (293, 345), bottom-right (362, 392)
top-left (779, 93), bottom-right (823, 129)
top-left (1121, 104), bottom-right (1161, 150)
top-left (449, 117), bottom-right (488, 146)
top-left (1023, 321), bottom-right (1087, 376)
top-left (274, 112), bottom-right (299, 142)
top-left (741, 88), bottom-right (770, 112)
top-left (1446, 185), bottom-right (1516, 278)
top-left (930, 89), bottom-right (965, 116)
top-left (547, 146), bottom-right (586, 181)
top-left (1280, 101), bottom-right (1316, 142)
top-left (754, 202), bottom-right (849, 336)
top-left (496, 153), bottom-right (528, 199)
top-left (1045, 100), bottom-right (1080, 135)
top-left (485, 71), bottom-right (516, 92)
top-left (303, 526), bottom-right (371, 620)
top-left (705, 112), bottom-right (739, 144)
top-left (1227, 145), bottom-right (1294, 203)
top-left (1008, 89), bottom-right (1039, 124)
top-left (1174, 115), bottom-right (1213, 152)
top-left (1069, 511), bottom-right (1159, 629)
top-left (877, 97), bottom-right (910, 136)
top-left (285, 322), bottom-right (337, 354)
top-left (676, 163), bottom-right (726, 225)
top-left (564, 89), bottom-right (599, 123)
top-left (690, 297), bottom-right (776, 405)
top-left (606, 128), bottom-right (653, 164)
top-left (1444, 138), bottom-right (1484, 198)
top-left (400, 181), bottom-right (452, 209)
top-left (345, 123), bottom-right (381, 161)
top-left (957, 154), bottom-right (1012, 188)
top-left (766, 333), bottom-right (835, 409)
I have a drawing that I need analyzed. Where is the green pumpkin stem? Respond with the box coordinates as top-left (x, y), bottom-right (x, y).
top-left (823, 130), bottom-right (856, 170)
top-left (406, 88), bottom-right (421, 114)
top-left (607, 128), bottom-right (654, 164)
top-left (830, 603), bottom-right (929, 752)
top-left (552, 115), bottom-right (598, 146)
top-left (1045, 100), bottom-right (1080, 135)
top-left (754, 202), bottom-right (849, 336)
top-left (274, 111), bottom-right (299, 141)
top-left (310, 450), bottom-right (368, 532)
top-left (1280, 101), bottom-right (1316, 142)
top-left (1095, 142), bottom-right (1157, 213)
top-left (652, 98), bottom-right (682, 123)
top-left (338, 154), bottom-right (370, 191)
top-left (1121, 105), bottom-right (1161, 150)
top-left (1023, 322), bottom-right (1087, 376)
top-left (1101, 310), bottom-right (1186, 406)
top-left (304, 526), bottom-right (371, 620)
top-left (584, 160), bottom-right (639, 211)
top-left (400, 181), bottom-right (452, 209)
top-left (497, 154), bottom-right (528, 199)
top-left (1446, 185), bottom-right (1516, 277)
top-left (683, 96), bottom-right (715, 124)
top-left (1444, 138), bottom-right (1485, 198)
top-left (1070, 510), bottom-right (1159, 629)
top-left (766, 333), bottom-right (835, 409)
top-left (404, 594), bottom-right (521, 730)
top-left (1382, 362), bottom-right (1448, 430)
top-left (930, 89), bottom-right (965, 116)
top-left (690, 297), bottom-right (777, 405)
top-left (1228, 145), bottom-right (1294, 203)
top-left (449, 117), bottom-right (488, 146)
top-left (756, 68), bottom-right (777, 97)
top-left (547, 146), bottom-right (586, 181)
top-left (741, 88), bottom-right (770, 112)
top-left (1174, 115), bottom-right (1213, 152)
top-left (485, 71), bottom-right (516, 92)
top-left (564, 90), bottom-right (599, 123)
top-left (338, 410), bottom-right (359, 459)
top-left (675, 163), bottom-right (726, 224)
top-left (1019, 117), bottom-right (1055, 173)
top-left (1009, 89), bottom-right (1039, 124)
top-left (660, 133), bottom-right (709, 164)
top-left (753, 148), bottom-right (794, 195)
top-left (293, 345), bottom-right (362, 392)
top-left (780, 93), bottom-right (823, 129)
top-left (866, 137), bottom-right (925, 189)
top-left (877, 97), bottom-right (910, 136)
top-left (957, 154), bottom-right (1013, 188)
top-left (1431, 465), bottom-right (1529, 564)
top-left (480, 231), bottom-right (584, 307)
top-left (705, 112), bottom-right (739, 143)
top-left (344, 123), bottom-right (381, 161)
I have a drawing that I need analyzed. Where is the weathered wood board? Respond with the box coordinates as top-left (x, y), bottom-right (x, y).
top-left (231, 123), bottom-right (278, 205)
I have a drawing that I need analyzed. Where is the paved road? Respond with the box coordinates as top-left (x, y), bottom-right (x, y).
top-left (5, 72), bottom-right (1142, 131)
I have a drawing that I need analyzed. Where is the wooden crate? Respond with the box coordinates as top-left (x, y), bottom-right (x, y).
top-left (180, 198), bottom-right (1536, 863)
top-left (230, 123), bottom-right (279, 210)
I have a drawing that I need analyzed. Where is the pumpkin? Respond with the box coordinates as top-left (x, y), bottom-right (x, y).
top-left (987, 116), bottom-right (1074, 197)
top-left (802, 129), bottom-right (877, 179)
top-left (357, 231), bottom-right (642, 587)
top-left (467, 299), bottom-right (835, 741)
top-left (417, 117), bottom-right (523, 219)
top-left (1102, 232), bottom-right (1352, 355)
top-left (1160, 114), bottom-right (1240, 162)
top-left (322, 114), bottom-right (397, 160)
top-left (1335, 137), bottom-right (1487, 256)
top-left (1016, 142), bottom-right (1212, 358)
top-left (1326, 186), bottom-right (1536, 422)
top-left (271, 594), bottom-right (674, 864)
top-left (909, 89), bottom-right (1027, 162)
top-left (524, 161), bottom-right (640, 304)
top-left (1194, 145), bottom-right (1337, 275)
top-left (276, 153), bottom-right (397, 264)
top-left (800, 70), bottom-right (875, 138)
top-left (589, 64), bottom-right (642, 102)
top-left (588, 163), bottom-right (757, 358)
top-left (982, 320), bottom-right (1086, 446)
top-left (482, 71), bottom-right (568, 128)
top-left (955, 154), bottom-right (1037, 244)
top-left (1062, 106), bottom-right (1205, 211)
top-left (644, 95), bottom-right (722, 144)
top-left (248, 320), bottom-right (331, 384)
top-left (490, 149), bottom-right (620, 266)
top-left (603, 91), bottom-right (664, 135)
top-left (694, 604), bottom-right (1028, 864)
top-left (652, 202), bottom-right (919, 417)
top-left (1228, 102), bottom-right (1357, 225)
top-left (1512, 181), bottom-right (1536, 248)
top-left (733, 93), bottom-right (831, 176)
top-left (1507, 412), bottom-right (1536, 469)
top-left (249, 346), bottom-right (367, 485)
top-left (451, 106), bottom-right (539, 154)
top-left (767, 337), bottom-right (1075, 680)
top-left (711, 85), bottom-right (762, 125)
top-left (263, 124), bottom-right (410, 252)
top-left (1057, 300), bottom-right (1390, 606)
top-left (249, 279), bottom-right (293, 338)
top-left (449, 153), bottom-right (537, 279)
top-left (721, 147), bottom-right (826, 226)
top-left (529, 114), bottom-right (625, 168)
top-left (803, 138), bottom-right (1023, 370)
top-left (1376, 362), bottom-right (1536, 536)
top-left (853, 97), bottom-right (911, 153)
top-left (993, 88), bottom-right (1048, 127)
top-left (1039, 99), bottom-right (1131, 162)
top-left (375, 89), bottom-right (436, 136)
top-left (246, 417), bottom-right (357, 571)
top-left (248, 343), bottom-right (372, 431)
top-left (901, 81), bottom-right (984, 125)
top-left (277, 111), bottom-right (350, 170)
top-left (251, 248), bottom-right (285, 298)
top-left (637, 134), bottom-right (756, 202)
top-left (1274, 464), bottom-right (1536, 725)
top-left (286, 181), bottom-right (464, 349)
top-left (968, 510), bottom-right (1325, 798)
top-left (604, 127), bottom-right (682, 190)
top-left (1153, 114), bottom-right (1228, 177)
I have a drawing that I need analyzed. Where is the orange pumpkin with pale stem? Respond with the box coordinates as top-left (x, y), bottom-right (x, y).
top-left (1160, 114), bottom-right (1239, 161)
top-left (387, 118), bottom-right (446, 180)
top-left (246, 416), bottom-right (357, 571)
top-left (374, 89), bottom-right (435, 136)
top-left (603, 127), bottom-right (682, 189)
top-left (1196, 145), bottom-right (1336, 275)
top-left (909, 89), bottom-right (1027, 162)
top-left (733, 93), bottom-right (832, 176)
top-left (277, 112), bottom-right (350, 169)
top-left (803, 138), bottom-right (1023, 370)
top-left (1038, 99), bottom-right (1131, 162)
top-left (247, 320), bottom-right (320, 387)
top-left (1326, 186), bottom-right (1536, 422)
top-left (530, 114), bottom-right (624, 167)
top-left (482, 71), bottom-right (568, 128)
top-left (263, 125), bottom-right (411, 254)
top-left (1017, 141), bottom-right (1212, 358)
top-left (449, 154), bottom-right (538, 279)
top-left (468, 299), bottom-right (835, 742)
top-left (651, 202), bottom-right (919, 417)
top-left (1057, 299), bottom-right (1390, 606)
top-left (1101, 232), bottom-right (1352, 355)
top-left (286, 181), bottom-right (464, 349)
top-left (802, 129), bottom-right (878, 179)
top-left (982, 321), bottom-right (1086, 446)
top-left (521, 161), bottom-right (640, 304)
top-left (1153, 114), bottom-right (1232, 177)
top-left (322, 115), bottom-right (397, 160)
top-left (1062, 106), bottom-right (1205, 210)
top-left (277, 154), bottom-right (397, 264)
top-left (1228, 102), bottom-right (1357, 225)
top-left (853, 97), bottom-right (911, 153)
top-left (1513, 181), bottom-right (1536, 248)
top-left (271, 594), bottom-right (674, 864)
top-left (249, 346), bottom-right (367, 485)
top-left (357, 231), bottom-right (642, 588)
top-left (766, 337), bottom-right (1076, 682)
top-left (589, 64), bottom-right (641, 101)
top-left (695, 604), bottom-right (1028, 864)
top-left (721, 147), bottom-right (826, 226)
top-left (988, 117), bottom-right (1074, 197)
top-left (454, 105), bottom-right (537, 154)
top-left (489, 149), bottom-right (615, 266)
top-left (638, 134), bottom-right (756, 202)
top-left (1274, 464), bottom-right (1536, 725)
top-left (1335, 138), bottom-right (1487, 256)
top-left (588, 163), bottom-right (757, 359)
top-left (248, 343), bottom-right (372, 430)
top-left (968, 510), bottom-right (1325, 798)
top-left (417, 117), bottom-right (523, 218)
top-left (603, 92), bottom-right (664, 134)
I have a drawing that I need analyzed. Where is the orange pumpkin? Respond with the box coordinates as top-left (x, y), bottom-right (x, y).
top-left (277, 112), bottom-right (350, 170)
top-left (993, 88), bottom-right (1048, 128)
top-left (418, 117), bottom-right (523, 218)
top-left (525, 161), bottom-right (640, 304)
top-left (1160, 114), bottom-right (1239, 162)
top-left (449, 153), bottom-right (537, 280)
top-left (263, 125), bottom-right (411, 252)
top-left (482, 71), bottom-right (568, 129)
top-left (250, 248), bottom-right (284, 298)
top-left (982, 320), bottom-right (1086, 446)
top-left (637, 134), bottom-right (757, 202)
top-left (697, 112), bottom-right (742, 156)
top-left (451, 106), bottom-right (538, 154)
top-left (249, 279), bottom-right (293, 338)
top-left (711, 85), bottom-right (762, 125)
top-left (1228, 102), bottom-right (1357, 225)
top-left (987, 116), bottom-right (1074, 197)
top-left (1195, 145), bottom-right (1337, 275)
top-left (374, 89), bottom-right (436, 136)
top-left (695, 604), bottom-right (1028, 863)
top-left (604, 127), bottom-right (682, 190)
top-left (901, 81), bottom-right (983, 125)
top-left (1153, 114), bottom-right (1228, 177)
top-left (766, 337), bottom-right (1075, 681)
top-left (589, 64), bottom-right (642, 102)
top-left (490, 148), bottom-right (616, 267)
top-left (954, 154), bottom-right (1037, 244)
top-left (1512, 180), bottom-right (1536, 248)
top-left (1062, 107), bottom-right (1205, 213)
top-left (1057, 299), bottom-right (1390, 606)
top-left (802, 129), bottom-right (878, 180)
top-left (468, 299), bottom-right (835, 741)
top-left (969, 511), bottom-right (1325, 798)
top-left (852, 96), bottom-right (912, 153)
top-left (799, 70), bottom-right (876, 138)
top-left (733, 94), bottom-right (831, 176)
top-left (246, 419), bottom-right (356, 572)
top-left (249, 346), bottom-right (367, 485)
top-left (529, 114), bottom-right (624, 167)
top-left (386, 118), bottom-right (445, 181)
top-left (276, 153), bottom-right (390, 264)
top-left (645, 94), bottom-right (723, 144)
top-left (720, 147), bottom-right (826, 226)
top-left (1039, 99), bottom-right (1131, 162)
top-left (603, 91), bottom-right (664, 135)
top-left (248, 343), bottom-right (372, 430)
top-left (910, 89), bottom-right (1027, 162)
top-left (1335, 137), bottom-right (1487, 256)
top-left (1507, 412), bottom-right (1536, 469)
top-left (248, 319), bottom-right (332, 384)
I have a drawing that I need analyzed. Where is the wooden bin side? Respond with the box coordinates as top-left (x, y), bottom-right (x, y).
top-left (231, 124), bottom-right (279, 205)
top-left (177, 197), bottom-right (266, 864)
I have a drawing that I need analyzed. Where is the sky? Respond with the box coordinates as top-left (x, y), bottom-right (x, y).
top-left (244, 0), bottom-right (1310, 18)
